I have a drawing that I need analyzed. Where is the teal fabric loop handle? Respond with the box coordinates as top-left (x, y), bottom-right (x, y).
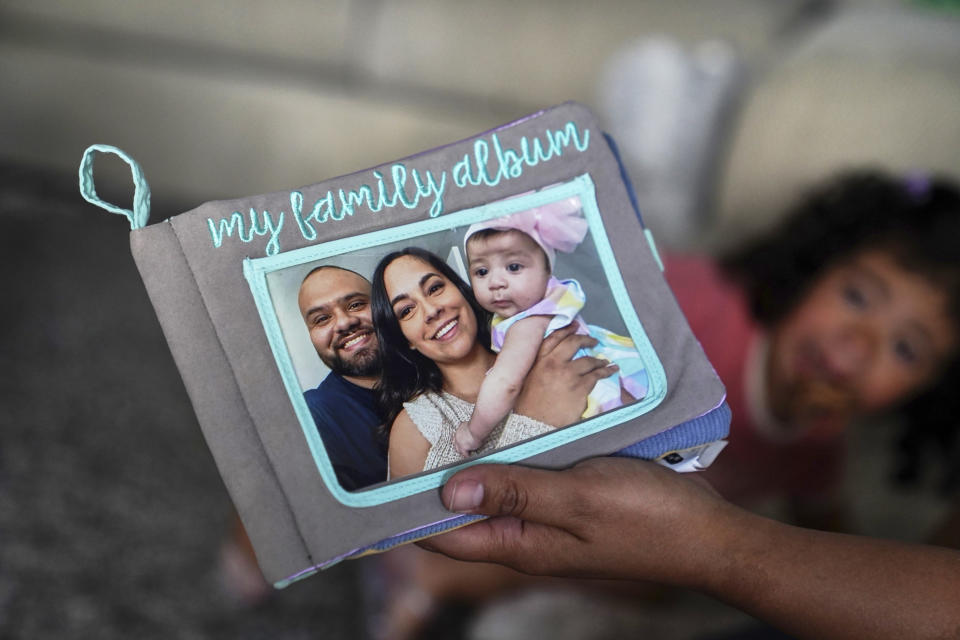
top-left (78, 144), bottom-right (151, 230)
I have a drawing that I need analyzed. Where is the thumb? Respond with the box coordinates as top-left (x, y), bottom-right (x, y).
top-left (441, 463), bottom-right (573, 526)
top-left (424, 463), bottom-right (584, 569)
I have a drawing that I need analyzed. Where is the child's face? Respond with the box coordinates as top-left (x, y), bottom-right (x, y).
top-left (768, 249), bottom-right (957, 433)
top-left (467, 231), bottom-right (552, 318)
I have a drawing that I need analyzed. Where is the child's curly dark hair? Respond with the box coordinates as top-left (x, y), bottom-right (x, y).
top-left (721, 169), bottom-right (960, 493)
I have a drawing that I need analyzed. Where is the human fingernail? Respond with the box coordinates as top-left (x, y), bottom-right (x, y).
top-left (448, 480), bottom-right (484, 512)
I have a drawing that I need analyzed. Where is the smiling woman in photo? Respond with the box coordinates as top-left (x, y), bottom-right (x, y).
top-left (370, 247), bottom-right (561, 477)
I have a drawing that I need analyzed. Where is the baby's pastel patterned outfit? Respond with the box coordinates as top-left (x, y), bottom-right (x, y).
top-left (490, 277), bottom-right (648, 417)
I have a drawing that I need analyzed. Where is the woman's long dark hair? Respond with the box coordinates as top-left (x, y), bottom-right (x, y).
top-left (722, 169), bottom-right (960, 492)
top-left (370, 247), bottom-right (492, 431)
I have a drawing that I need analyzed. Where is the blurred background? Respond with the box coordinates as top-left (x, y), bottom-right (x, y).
top-left (2, 0), bottom-right (959, 638)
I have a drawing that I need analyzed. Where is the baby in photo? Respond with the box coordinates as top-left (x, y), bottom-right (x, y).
top-left (454, 198), bottom-right (649, 456)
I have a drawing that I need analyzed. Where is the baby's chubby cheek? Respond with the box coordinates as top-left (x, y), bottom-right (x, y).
top-left (473, 285), bottom-right (496, 308)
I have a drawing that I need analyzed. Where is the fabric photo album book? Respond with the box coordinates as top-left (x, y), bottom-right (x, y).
top-left (79, 102), bottom-right (730, 588)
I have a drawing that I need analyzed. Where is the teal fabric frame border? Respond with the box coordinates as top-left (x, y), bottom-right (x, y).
top-left (243, 174), bottom-right (667, 508)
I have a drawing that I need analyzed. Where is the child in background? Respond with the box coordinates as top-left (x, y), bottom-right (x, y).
top-left (670, 169), bottom-right (960, 524)
top-left (454, 199), bottom-right (648, 456)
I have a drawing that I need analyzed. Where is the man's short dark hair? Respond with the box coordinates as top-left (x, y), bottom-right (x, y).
top-left (300, 264), bottom-right (370, 288)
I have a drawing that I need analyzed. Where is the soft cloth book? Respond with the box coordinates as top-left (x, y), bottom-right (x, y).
top-left (79, 102), bottom-right (729, 588)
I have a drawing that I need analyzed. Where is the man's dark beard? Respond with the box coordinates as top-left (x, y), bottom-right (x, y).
top-left (326, 346), bottom-right (381, 378)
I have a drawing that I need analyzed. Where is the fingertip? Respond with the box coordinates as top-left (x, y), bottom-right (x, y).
top-left (444, 478), bottom-right (485, 513)
top-left (542, 323), bottom-right (575, 348)
top-left (555, 323), bottom-right (576, 335)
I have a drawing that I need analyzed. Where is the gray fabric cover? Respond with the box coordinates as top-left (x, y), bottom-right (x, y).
top-left (130, 103), bottom-right (726, 584)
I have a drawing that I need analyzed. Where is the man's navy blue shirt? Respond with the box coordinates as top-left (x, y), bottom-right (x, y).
top-left (304, 373), bottom-right (388, 491)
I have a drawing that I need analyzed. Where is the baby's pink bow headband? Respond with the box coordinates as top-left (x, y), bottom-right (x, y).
top-left (463, 195), bottom-right (588, 268)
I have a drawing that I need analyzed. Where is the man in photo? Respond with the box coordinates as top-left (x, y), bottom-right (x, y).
top-left (298, 266), bottom-right (386, 491)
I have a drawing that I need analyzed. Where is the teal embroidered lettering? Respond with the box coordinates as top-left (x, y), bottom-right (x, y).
top-left (204, 122), bottom-right (590, 253)
top-left (473, 139), bottom-right (496, 186)
top-left (453, 154), bottom-right (478, 188)
top-left (338, 184), bottom-right (374, 219)
top-left (412, 168), bottom-right (447, 218)
top-left (450, 123), bottom-right (590, 190)
top-left (548, 121), bottom-right (590, 155)
top-left (492, 134), bottom-right (524, 180)
top-left (429, 170), bottom-right (447, 217)
top-left (331, 190), bottom-right (349, 221)
top-left (207, 207), bottom-right (285, 256)
top-left (293, 191), bottom-right (335, 241)
top-left (262, 209), bottom-right (284, 256)
top-left (373, 170), bottom-right (398, 211)
top-left (207, 212), bottom-right (244, 248)
top-left (452, 141), bottom-right (494, 188)
top-left (378, 164), bottom-right (447, 217)
top-left (392, 164), bottom-right (415, 208)
top-left (311, 192), bottom-right (334, 224)
top-left (520, 135), bottom-right (550, 166)
top-left (290, 191), bottom-right (315, 241)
